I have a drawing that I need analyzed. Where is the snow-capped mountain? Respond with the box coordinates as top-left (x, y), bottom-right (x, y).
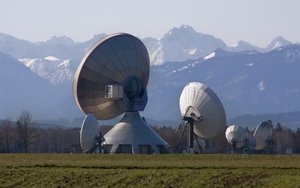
top-left (266, 36), bottom-right (291, 51)
top-left (160, 25), bottom-right (227, 63)
top-left (144, 25), bottom-right (228, 65)
top-left (0, 26), bottom-right (294, 66)
top-left (143, 26), bottom-right (293, 65)
top-left (0, 32), bottom-right (106, 60)
top-left (18, 56), bottom-right (75, 85)
top-left (144, 44), bottom-right (300, 120)
top-left (0, 26), bottom-right (299, 123)
top-left (228, 40), bottom-right (261, 52)
top-left (143, 37), bottom-right (164, 65)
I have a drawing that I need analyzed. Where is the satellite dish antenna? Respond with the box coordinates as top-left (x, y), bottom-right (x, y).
top-left (225, 125), bottom-right (256, 152)
top-left (253, 120), bottom-right (273, 150)
top-left (225, 125), bottom-right (247, 150)
top-left (175, 82), bottom-right (226, 153)
top-left (80, 114), bottom-right (105, 153)
top-left (74, 33), bottom-right (168, 154)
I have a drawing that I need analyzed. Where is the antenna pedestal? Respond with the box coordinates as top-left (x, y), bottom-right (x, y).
top-left (187, 120), bottom-right (194, 153)
top-left (103, 112), bottom-right (169, 154)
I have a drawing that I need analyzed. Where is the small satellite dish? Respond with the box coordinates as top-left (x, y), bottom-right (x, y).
top-left (74, 33), bottom-right (168, 154)
top-left (225, 124), bottom-right (256, 150)
top-left (225, 124), bottom-right (247, 149)
top-left (253, 120), bottom-right (273, 150)
top-left (175, 82), bottom-right (226, 153)
top-left (80, 114), bottom-right (103, 153)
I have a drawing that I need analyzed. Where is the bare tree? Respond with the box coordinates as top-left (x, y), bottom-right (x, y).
top-left (0, 119), bottom-right (15, 153)
top-left (16, 110), bottom-right (38, 153)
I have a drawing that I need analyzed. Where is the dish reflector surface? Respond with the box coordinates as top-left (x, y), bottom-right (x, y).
top-left (253, 121), bottom-right (273, 150)
top-left (73, 33), bottom-right (150, 120)
top-left (179, 82), bottom-right (226, 138)
top-left (80, 114), bottom-right (99, 153)
top-left (225, 125), bottom-right (256, 149)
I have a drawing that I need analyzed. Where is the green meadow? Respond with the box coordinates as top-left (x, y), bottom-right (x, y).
top-left (0, 154), bottom-right (300, 187)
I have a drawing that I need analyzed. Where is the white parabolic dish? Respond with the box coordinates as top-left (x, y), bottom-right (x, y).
top-left (225, 124), bottom-right (256, 149)
top-left (80, 114), bottom-right (99, 153)
top-left (253, 121), bottom-right (273, 150)
top-left (179, 82), bottom-right (226, 138)
top-left (226, 125), bottom-right (247, 148)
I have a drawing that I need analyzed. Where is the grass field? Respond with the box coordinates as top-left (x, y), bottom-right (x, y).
top-left (0, 154), bottom-right (300, 187)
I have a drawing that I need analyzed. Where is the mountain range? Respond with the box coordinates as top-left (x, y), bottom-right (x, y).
top-left (0, 25), bottom-right (293, 66)
top-left (0, 25), bottom-right (299, 128)
top-left (146, 45), bottom-right (300, 121)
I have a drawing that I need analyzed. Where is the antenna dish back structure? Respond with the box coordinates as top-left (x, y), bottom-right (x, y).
top-left (74, 33), bottom-right (168, 154)
top-left (253, 120), bottom-right (273, 150)
top-left (176, 82), bottom-right (226, 153)
top-left (80, 114), bottom-right (103, 153)
top-left (193, 137), bottom-right (206, 154)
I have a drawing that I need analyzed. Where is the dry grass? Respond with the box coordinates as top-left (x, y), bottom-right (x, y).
top-left (0, 154), bottom-right (300, 187)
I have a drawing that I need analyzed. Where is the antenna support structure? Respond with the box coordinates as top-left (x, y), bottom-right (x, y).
top-left (175, 106), bottom-right (202, 153)
top-left (74, 33), bottom-right (169, 154)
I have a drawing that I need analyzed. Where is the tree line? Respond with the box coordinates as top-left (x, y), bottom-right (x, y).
top-left (0, 111), bottom-right (80, 153)
top-left (1, 111), bottom-right (300, 154)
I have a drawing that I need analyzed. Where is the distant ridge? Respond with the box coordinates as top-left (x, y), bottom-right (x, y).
top-left (228, 111), bottom-right (300, 130)
top-left (0, 26), bottom-right (295, 66)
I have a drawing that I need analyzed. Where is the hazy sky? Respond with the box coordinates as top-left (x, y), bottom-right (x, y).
top-left (1, 0), bottom-right (300, 47)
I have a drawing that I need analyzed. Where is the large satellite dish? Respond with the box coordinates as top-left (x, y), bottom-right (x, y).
top-left (253, 120), bottom-right (273, 150)
top-left (74, 33), bottom-right (169, 154)
top-left (74, 33), bottom-right (149, 120)
top-left (175, 82), bottom-right (226, 153)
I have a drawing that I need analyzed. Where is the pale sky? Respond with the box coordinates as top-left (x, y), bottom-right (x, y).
top-left (1, 0), bottom-right (300, 47)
